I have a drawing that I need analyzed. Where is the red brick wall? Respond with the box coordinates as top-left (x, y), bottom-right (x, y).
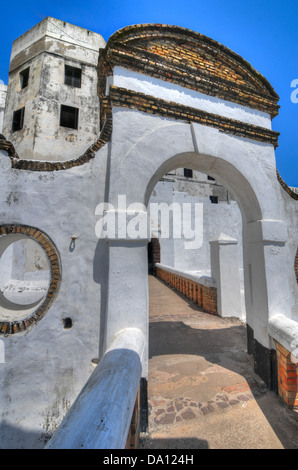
top-left (275, 341), bottom-right (298, 409)
top-left (156, 266), bottom-right (217, 315)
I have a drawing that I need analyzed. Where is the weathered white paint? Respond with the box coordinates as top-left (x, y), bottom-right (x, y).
top-left (44, 328), bottom-right (145, 449)
top-left (0, 84), bottom-right (7, 133)
top-left (2, 18), bottom-right (106, 161)
top-left (10, 18), bottom-right (105, 63)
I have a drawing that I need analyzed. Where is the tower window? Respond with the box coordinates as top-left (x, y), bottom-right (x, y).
top-left (184, 168), bottom-right (193, 178)
top-left (12, 107), bottom-right (25, 132)
top-left (20, 68), bottom-right (30, 89)
top-left (64, 65), bottom-right (82, 88)
top-left (210, 196), bottom-right (218, 204)
top-left (60, 105), bottom-right (79, 129)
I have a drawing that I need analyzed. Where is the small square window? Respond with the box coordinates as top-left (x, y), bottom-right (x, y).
top-left (60, 105), bottom-right (79, 129)
top-left (12, 107), bottom-right (25, 132)
top-left (64, 65), bottom-right (82, 88)
top-left (207, 175), bottom-right (215, 181)
top-left (210, 196), bottom-right (218, 204)
top-left (20, 68), bottom-right (30, 89)
top-left (184, 168), bottom-right (193, 178)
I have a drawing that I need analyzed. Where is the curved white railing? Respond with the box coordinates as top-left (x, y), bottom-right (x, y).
top-left (44, 328), bottom-right (146, 449)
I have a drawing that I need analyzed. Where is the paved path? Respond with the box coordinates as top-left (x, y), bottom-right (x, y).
top-left (139, 276), bottom-right (298, 449)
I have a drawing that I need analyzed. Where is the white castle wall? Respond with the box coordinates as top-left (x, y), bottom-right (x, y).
top-left (0, 19), bottom-right (296, 449)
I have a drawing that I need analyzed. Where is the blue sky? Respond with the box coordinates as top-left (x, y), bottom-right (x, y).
top-left (0, 0), bottom-right (297, 185)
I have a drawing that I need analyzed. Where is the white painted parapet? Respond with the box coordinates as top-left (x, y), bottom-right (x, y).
top-left (268, 314), bottom-right (298, 361)
top-left (44, 328), bottom-right (146, 449)
top-left (155, 263), bottom-right (216, 288)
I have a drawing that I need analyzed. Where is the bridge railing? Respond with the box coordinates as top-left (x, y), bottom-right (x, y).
top-left (44, 328), bottom-right (146, 449)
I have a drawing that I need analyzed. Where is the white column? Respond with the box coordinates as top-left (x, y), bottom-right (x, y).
top-left (210, 233), bottom-right (242, 318)
top-left (245, 219), bottom-right (291, 348)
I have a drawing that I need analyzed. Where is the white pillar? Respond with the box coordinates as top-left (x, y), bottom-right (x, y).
top-left (210, 233), bottom-right (242, 318)
top-left (245, 219), bottom-right (291, 348)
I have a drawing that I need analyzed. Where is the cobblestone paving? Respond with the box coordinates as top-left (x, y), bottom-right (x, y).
top-left (149, 389), bottom-right (255, 427)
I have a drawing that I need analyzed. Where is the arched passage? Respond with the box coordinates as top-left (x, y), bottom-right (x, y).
top-left (104, 115), bottom-right (293, 403)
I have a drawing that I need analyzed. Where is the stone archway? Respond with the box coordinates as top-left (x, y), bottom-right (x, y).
top-left (105, 118), bottom-right (292, 390)
top-left (98, 24), bottom-right (296, 418)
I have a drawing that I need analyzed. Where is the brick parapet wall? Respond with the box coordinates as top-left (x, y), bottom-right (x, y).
top-left (105, 24), bottom-right (279, 118)
top-left (150, 238), bottom-right (161, 265)
top-left (156, 266), bottom-right (217, 315)
top-left (275, 341), bottom-right (298, 409)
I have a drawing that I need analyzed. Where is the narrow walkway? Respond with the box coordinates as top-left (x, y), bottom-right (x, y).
top-left (140, 275), bottom-right (298, 449)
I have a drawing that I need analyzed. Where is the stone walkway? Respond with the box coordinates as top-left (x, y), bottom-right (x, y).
top-left (139, 276), bottom-right (298, 449)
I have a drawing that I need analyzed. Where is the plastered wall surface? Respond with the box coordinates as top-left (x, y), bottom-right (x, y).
top-left (0, 144), bottom-right (109, 447)
top-left (0, 20), bottom-right (297, 447)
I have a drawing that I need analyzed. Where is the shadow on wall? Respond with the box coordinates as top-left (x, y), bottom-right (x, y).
top-left (0, 420), bottom-right (50, 449)
top-left (93, 239), bottom-right (109, 359)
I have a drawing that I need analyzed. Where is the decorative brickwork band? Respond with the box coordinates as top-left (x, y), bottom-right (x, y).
top-left (275, 341), bottom-right (298, 409)
top-left (104, 24), bottom-right (280, 118)
top-left (0, 225), bottom-right (61, 335)
top-left (109, 86), bottom-right (280, 148)
top-left (0, 113), bottom-right (112, 172)
top-left (276, 170), bottom-right (298, 201)
top-left (156, 266), bottom-right (217, 315)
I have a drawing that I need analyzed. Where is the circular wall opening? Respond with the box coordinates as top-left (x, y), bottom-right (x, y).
top-left (0, 225), bottom-right (61, 334)
top-left (0, 235), bottom-right (51, 321)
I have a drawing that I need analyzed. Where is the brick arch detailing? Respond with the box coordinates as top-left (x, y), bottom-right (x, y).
top-left (295, 248), bottom-right (298, 283)
top-left (276, 170), bottom-right (298, 201)
top-left (0, 112), bottom-right (112, 172)
top-left (0, 225), bottom-right (61, 335)
top-left (104, 23), bottom-right (280, 118)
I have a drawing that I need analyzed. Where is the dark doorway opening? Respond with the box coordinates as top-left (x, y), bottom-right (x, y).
top-left (148, 238), bottom-right (161, 275)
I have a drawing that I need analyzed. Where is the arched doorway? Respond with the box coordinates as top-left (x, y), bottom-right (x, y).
top-left (104, 117), bottom-right (292, 403)
top-left (99, 24), bottom-right (295, 431)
